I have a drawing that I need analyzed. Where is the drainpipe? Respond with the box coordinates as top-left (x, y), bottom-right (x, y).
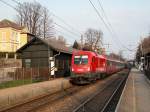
top-left (54, 51), bottom-right (61, 58)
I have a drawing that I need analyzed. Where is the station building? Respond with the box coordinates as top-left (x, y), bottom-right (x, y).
top-left (17, 36), bottom-right (73, 78)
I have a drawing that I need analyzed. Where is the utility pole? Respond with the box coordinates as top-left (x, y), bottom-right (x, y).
top-left (103, 43), bottom-right (111, 54)
top-left (80, 35), bottom-right (83, 49)
top-left (104, 43), bottom-right (111, 49)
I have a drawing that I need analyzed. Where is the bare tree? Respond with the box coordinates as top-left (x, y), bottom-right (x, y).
top-left (57, 35), bottom-right (66, 45)
top-left (135, 36), bottom-right (150, 64)
top-left (136, 45), bottom-right (142, 64)
top-left (16, 2), bottom-right (53, 38)
top-left (83, 28), bottom-right (103, 52)
top-left (118, 50), bottom-right (124, 60)
top-left (42, 7), bottom-right (54, 38)
top-left (49, 36), bottom-right (66, 45)
top-left (109, 52), bottom-right (125, 61)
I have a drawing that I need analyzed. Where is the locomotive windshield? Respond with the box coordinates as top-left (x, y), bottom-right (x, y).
top-left (74, 55), bottom-right (88, 64)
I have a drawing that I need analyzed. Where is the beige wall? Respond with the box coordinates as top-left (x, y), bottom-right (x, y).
top-left (0, 27), bottom-right (28, 52)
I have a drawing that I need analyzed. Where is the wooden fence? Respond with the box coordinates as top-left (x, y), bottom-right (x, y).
top-left (0, 67), bottom-right (50, 83)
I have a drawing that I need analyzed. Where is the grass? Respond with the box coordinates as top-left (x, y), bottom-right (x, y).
top-left (0, 79), bottom-right (42, 89)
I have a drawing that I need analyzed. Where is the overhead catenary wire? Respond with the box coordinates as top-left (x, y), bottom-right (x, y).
top-left (87, 0), bottom-right (122, 50)
top-left (52, 13), bottom-right (82, 35)
top-left (44, 0), bottom-right (82, 36)
top-left (13, 0), bottom-right (81, 41)
top-left (54, 22), bottom-right (80, 38)
top-left (97, 0), bottom-right (134, 51)
top-left (55, 29), bottom-right (78, 41)
top-left (12, 0), bottom-right (82, 36)
top-left (11, 0), bottom-right (20, 4)
top-left (88, 0), bottom-right (134, 52)
top-left (88, 0), bottom-right (113, 36)
top-left (0, 0), bottom-right (17, 11)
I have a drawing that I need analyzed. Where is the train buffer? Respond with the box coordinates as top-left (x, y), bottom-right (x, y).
top-left (116, 68), bottom-right (150, 112)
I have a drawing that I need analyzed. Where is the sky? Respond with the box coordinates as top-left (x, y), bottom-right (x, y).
top-left (0, 0), bottom-right (150, 59)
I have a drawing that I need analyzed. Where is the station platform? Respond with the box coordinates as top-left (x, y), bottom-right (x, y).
top-left (0, 78), bottom-right (71, 109)
top-left (116, 68), bottom-right (150, 112)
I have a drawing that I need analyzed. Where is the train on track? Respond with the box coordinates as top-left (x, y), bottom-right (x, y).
top-left (70, 50), bottom-right (125, 84)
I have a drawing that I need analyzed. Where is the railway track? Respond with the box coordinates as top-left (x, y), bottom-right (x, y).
top-left (32, 69), bottom-right (129, 112)
top-left (0, 84), bottom-right (90, 112)
top-left (1, 78), bottom-right (106, 112)
top-left (0, 69), bottom-right (129, 112)
top-left (73, 70), bottom-right (129, 112)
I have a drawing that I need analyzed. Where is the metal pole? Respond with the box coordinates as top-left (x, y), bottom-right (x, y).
top-left (48, 44), bottom-right (51, 79)
top-left (31, 68), bottom-right (32, 83)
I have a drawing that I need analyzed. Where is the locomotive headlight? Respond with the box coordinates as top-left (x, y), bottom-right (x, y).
top-left (87, 67), bottom-right (90, 71)
top-left (72, 68), bottom-right (74, 71)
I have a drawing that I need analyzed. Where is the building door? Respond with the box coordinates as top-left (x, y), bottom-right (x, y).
top-left (51, 61), bottom-right (55, 76)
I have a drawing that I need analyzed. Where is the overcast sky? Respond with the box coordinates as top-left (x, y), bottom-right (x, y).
top-left (0, 0), bottom-right (150, 59)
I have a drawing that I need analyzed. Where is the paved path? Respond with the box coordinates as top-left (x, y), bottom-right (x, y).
top-left (116, 68), bottom-right (150, 112)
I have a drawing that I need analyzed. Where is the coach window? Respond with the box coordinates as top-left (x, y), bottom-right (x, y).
top-left (110, 61), bottom-right (112, 66)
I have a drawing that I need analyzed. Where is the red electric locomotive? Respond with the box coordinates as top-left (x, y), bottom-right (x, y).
top-left (70, 50), bottom-right (125, 84)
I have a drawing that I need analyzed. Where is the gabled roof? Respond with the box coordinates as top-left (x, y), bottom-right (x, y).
top-left (0, 19), bottom-right (24, 30)
top-left (17, 36), bottom-right (73, 54)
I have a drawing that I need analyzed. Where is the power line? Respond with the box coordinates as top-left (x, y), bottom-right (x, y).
top-left (0, 0), bottom-right (17, 11)
top-left (54, 22), bottom-right (80, 38)
top-left (88, 0), bottom-right (123, 50)
top-left (11, 0), bottom-right (20, 4)
top-left (1, 0), bottom-right (80, 41)
top-left (10, 0), bottom-right (81, 41)
top-left (44, 0), bottom-right (82, 36)
top-left (97, 0), bottom-right (133, 51)
top-left (88, 0), bottom-right (113, 36)
top-left (12, 0), bottom-right (81, 35)
top-left (52, 13), bottom-right (82, 35)
top-left (55, 29), bottom-right (77, 41)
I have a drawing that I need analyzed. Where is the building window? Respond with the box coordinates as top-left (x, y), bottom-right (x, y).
top-left (2, 32), bottom-right (6, 42)
top-left (16, 32), bottom-right (20, 42)
top-left (1, 32), bottom-right (6, 49)
top-left (56, 59), bottom-right (64, 70)
top-left (11, 32), bottom-right (15, 41)
top-left (25, 59), bottom-right (31, 68)
top-left (17, 33), bottom-right (20, 48)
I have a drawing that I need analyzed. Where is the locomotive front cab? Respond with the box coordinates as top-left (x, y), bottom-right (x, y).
top-left (72, 55), bottom-right (91, 74)
top-left (70, 52), bottom-right (95, 84)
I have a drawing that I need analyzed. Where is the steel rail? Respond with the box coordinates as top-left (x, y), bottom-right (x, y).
top-left (73, 71), bottom-right (128, 112)
top-left (101, 73), bottom-right (128, 112)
